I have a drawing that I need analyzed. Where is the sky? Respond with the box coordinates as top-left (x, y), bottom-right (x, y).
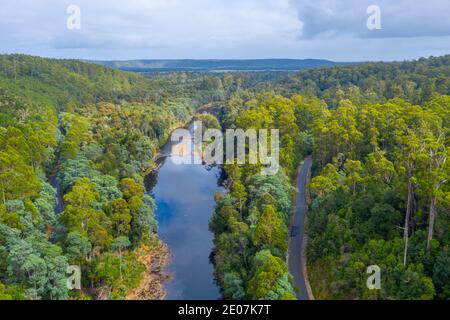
top-left (0, 0), bottom-right (450, 61)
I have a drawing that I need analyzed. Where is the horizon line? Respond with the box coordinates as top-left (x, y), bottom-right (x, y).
top-left (1, 52), bottom-right (449, 64)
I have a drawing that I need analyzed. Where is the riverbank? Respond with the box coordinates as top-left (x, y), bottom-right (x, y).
top-left (127, 241), bottom-right (171, 300)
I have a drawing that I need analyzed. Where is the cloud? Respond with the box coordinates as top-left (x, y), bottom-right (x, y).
top-left (0, 0), bottom-right (449, 61)
top-left (0, 0), bottom-right (301, 56)
top-left (290, 0), bottom-right (450, 39)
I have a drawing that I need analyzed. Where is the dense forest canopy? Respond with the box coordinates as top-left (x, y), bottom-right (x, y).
top-left (0, 53), bottom-right (449, 300)
top-left (0, 54), bottom-right (234, 299)
top-left (274, 55), bottom-right (450, 107)
top-left (91, 58), bottom-right (344, 73)
top-left (0, 54), bottom-right (254, 108)
top-left (210, 55), bottom-right (449, 300)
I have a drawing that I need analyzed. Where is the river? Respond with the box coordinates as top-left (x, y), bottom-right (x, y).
top-left (148, 123), bottom-right (222, 300)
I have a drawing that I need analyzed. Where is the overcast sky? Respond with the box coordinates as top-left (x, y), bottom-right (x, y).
top-left (1, 0), bottom-right (449, 61)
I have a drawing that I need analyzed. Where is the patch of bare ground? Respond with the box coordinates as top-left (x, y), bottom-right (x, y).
top-left (127, 242), bottom-right (172, 300)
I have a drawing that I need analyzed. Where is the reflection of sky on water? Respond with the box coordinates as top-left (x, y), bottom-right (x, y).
top-left (152, 152), bottom-right (222, 300)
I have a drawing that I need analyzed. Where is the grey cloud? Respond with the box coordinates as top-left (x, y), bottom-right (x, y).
top-left (0, 0), bottom-right (449, 61)
top-left (290, 0), bottom-right (450, 39)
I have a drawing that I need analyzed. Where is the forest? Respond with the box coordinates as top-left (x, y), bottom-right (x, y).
top-left (0, 54), bottom-right (239, 299)
top-left (92, 58), bottom-right (342, 73)
top-left (0, 53), bottom-right (449, 300)
top-left (210, 55), bottom-right (449, 300)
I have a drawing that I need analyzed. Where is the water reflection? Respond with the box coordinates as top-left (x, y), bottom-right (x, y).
top-left (148, 124), bottom-right (222, 300)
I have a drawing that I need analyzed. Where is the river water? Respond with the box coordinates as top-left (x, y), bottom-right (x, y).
top-left (148, 123), bottom-right (222, 300)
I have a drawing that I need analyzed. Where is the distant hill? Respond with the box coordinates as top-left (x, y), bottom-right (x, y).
top-left (90, 59), bottom-right (345, 73)
top-left (0, 54), bottom-right (161, 107)
top-left (0, 54), bottom-right (227, 107)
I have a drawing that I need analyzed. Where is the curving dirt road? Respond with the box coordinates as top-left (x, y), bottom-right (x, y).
top-left (288, 157), bottom-right (313, 300)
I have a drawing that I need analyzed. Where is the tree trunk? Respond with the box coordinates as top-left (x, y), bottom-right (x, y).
top-left (427, 196), bottom-right (437, 251)
top-left (119, 249), bottom-right (123, 281)
top-left (403, 174), bottom-right (413, 266)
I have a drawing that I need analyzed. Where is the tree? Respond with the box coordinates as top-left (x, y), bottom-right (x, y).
top-left (60, 178), bottom-right (99, 234)
top-left (119, 178), bottom-right (144, 201)
top-left (130, 195), bottom-right (157, 246)
top-left (433, 248), bottom-right (450, 299)
top-left (309, 164), bottom-right (341, 197)
top-left (6, 234), bottom-right (69, 300)
top-left (417, 130), bottom-right (448, 250)
top-left (0, 148), bottom-right (39, 204)
top-left (111, 236), bottom-right (131, 280)
top-left (65, 231), bottom-right (92, 263)
top-left (251, 205), bottom-right (287, 256)
top-left (344, 160), bottom-right (363, 194)
top-left (110, 199), bottom-right (132, 237)
top-left (223, 272), bottom-right (245, 300)
top-left (0, 283), bottom-right (13, 300)
top-left (60, 178), bottom-right (112, 250)
top-left (63, 178), bottom-right (99, 209)
top-left (60, 113), bottom-right (91, 160)
top-left (247, 253), bottom-right (296, 300)
top-left (395, 120), bottom-right (422, 266)
top-left (364, 151), bottom-right (395, 184)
